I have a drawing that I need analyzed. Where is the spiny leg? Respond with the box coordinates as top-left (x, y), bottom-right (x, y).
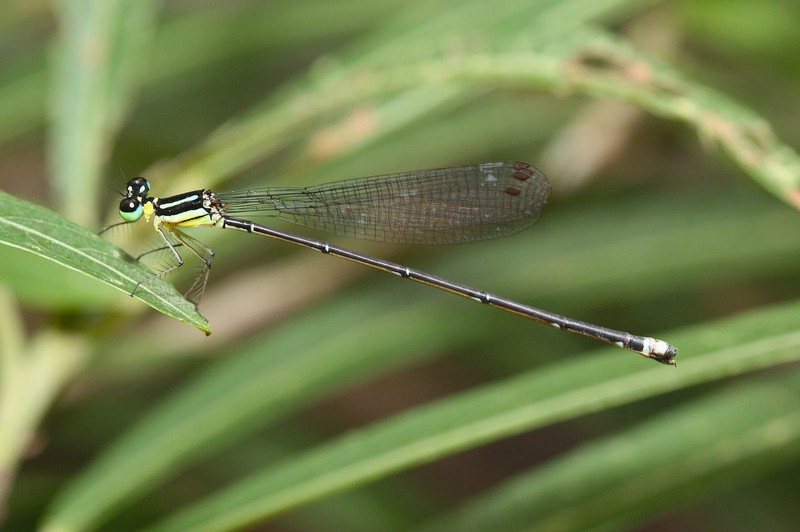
top-left (98, 220), bottom-right (129, 235)
top-left (130, 225), bottom-right (215, 304)
top-left (168, 228), bottom-right (215, 304)
top-left (130, 225), bottom-right (187, 297)
top-left (136, 242), bottom-right (184, 261)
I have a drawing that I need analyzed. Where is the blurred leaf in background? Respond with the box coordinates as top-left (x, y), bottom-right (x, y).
top-left (1, 0), bottom-right (800, 530)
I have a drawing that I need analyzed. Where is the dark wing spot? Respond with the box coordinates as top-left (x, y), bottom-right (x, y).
top-left (512, 161), bottom-right (533, 181)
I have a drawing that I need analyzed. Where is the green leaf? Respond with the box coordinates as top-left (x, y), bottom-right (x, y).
top-left (142, 297), bottom-right (800, 532)
top-left (143, 0), bottom-right (661, 193)
top-left (0, 330), bottom-right (89, 497)
top-left (40, 293), bottom-right (467, 532)
top-left (0, 245), bottom-right (120, 308)
top-left (0, 189), bottom-right (208, 332)
top-left (529, 27), bottom-right (800, 207)
top-left (421, 371), bottom-right (800, 531)
top-left (49, 0), bottom-right (157, 225)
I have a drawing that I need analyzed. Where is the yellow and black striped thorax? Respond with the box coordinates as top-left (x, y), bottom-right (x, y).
top-left (117, 177), bottom-right (225, 228)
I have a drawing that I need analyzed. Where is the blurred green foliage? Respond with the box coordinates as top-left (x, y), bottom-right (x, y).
top-left (2, 0), bottom-right (800, 530)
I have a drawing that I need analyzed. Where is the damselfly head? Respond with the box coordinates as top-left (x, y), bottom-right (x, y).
top-left (119, 197), bottom-right (143, 223)
top-left (126, 177), bottom-right (150, 199)
top-left (118, 177), bottom-right (150, 222)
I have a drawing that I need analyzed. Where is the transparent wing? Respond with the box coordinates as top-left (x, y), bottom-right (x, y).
top-left (216, 161), bottom-right (550, 244)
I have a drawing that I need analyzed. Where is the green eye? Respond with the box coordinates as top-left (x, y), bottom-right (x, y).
top-left (119, 198), bottom-right (143, 222)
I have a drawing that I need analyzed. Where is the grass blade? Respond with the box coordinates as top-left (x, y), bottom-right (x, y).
top-left (422, 372), bottom-right (800, 531)
top-left (49, 0), bottom-right (157, 225)
top-left (142, 297), bottom-right (800, 531)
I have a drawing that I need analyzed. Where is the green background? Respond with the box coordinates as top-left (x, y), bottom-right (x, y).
top-left (2, 0), bottom-right (800, 530)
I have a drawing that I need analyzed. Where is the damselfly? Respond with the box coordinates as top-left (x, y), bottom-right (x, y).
top-left (107, 161), bottom-right (677, 365)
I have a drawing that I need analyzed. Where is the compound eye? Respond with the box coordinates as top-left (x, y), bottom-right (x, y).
top-left (126, 177), bottom-right (150, 197)
top-left (119, 198), bottom-right (143, 222)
